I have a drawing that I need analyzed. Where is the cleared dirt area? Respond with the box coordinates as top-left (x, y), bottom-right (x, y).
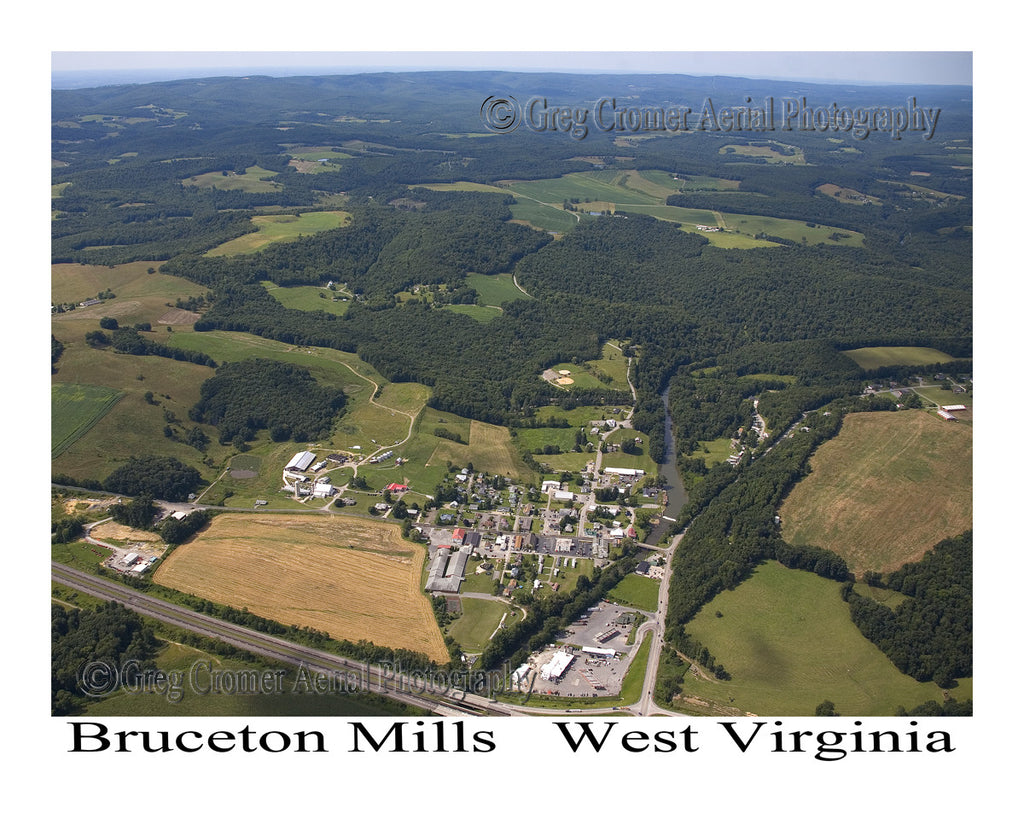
top-left (780, 410), bottom-right (971, 576)
top-left (153, 513), bottom-right (448, 661)
top-left (157, 308), bottom-right (199, 325)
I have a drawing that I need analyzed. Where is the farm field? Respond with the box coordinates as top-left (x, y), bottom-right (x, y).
top-left (52, 383), bottom-right (123, 458)
top-left (682, 561), bottom-right (961, 716)
top-left (205, 211), bottom-right (351, 256)
top-left (842, 346), bottom-right (956, 369)
top-left (780, 410), bottom-right (972, 576)
top-left (153, 513), bottom-right (449, 662)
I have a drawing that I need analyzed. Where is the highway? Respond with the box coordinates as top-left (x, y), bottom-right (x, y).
top-left (52, 563), bottom-right (512, 717)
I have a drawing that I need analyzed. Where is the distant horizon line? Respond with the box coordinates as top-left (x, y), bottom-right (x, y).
top-left (51, 65), bottom-right (974, 91)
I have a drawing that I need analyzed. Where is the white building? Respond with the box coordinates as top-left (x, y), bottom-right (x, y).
top-left (540, 651), bottom-right (575, 681)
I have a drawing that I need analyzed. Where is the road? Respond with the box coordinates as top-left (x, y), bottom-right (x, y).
top-left (52, 563), bottom-right (511, 717)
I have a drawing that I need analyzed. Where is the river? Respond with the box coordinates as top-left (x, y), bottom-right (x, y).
top-left (644, 386), bottom-right (688, 545)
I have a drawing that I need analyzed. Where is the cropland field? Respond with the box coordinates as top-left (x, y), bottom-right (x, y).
top-left (52, 383), bottom-right (123, 458)
top-left (842, 346), bottom-right (956, 369)
top-left (682, 561), bottom-right (960, 716)
top-left (153, 514), bottom-right (448, 662)
top-left (780, 410), bottom-right (972, 575)
top-left (205, 211), bottom-right (351, 256)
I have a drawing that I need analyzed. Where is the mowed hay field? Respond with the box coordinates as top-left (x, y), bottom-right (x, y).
top-left (153, 514), bottom-right (448, 662)
top-left (780, 410), bottom-right (971, 575)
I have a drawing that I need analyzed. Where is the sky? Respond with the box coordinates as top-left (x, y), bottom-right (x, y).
top-left (51, 51), bottom-right (973, 87)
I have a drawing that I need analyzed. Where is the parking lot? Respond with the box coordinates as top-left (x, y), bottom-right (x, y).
top-left (524, 602), bottom-right (643, 698)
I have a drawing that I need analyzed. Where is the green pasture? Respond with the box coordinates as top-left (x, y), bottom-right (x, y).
top-left (842, 346), bottom-right (956, 369)
top-left (50, 332), bottom-right (231, 484)
top-left (514, 425), bottom-right (593, 456)
top-left (680, 560), bottom-right (961, 716)
top-left (852, 582), bottom-right (910, 611)
top-left (505, 170), bottom-right (664, 206)
top-left (531, 405), bottom-right (623, 428)
top-left (508, 199), bottom-right (580, 233)
top-left (465, 272), bottom-right (531, 306)
top-left (288, 148), bottom-right (355, 161)
top-left (182, 165), bottom-right (281, 193)
top-left (416, 182), bottom-right (509, 194)
top-left (587, 342), bottom-right (631, 391)
top-left (52, 383), bottom-right (124, 458)
top-left (654, 171), bottom-right (741, 191)
top-left (720, 142), bottom-right (807, 164)
top-left (533, 451), bottom-right (593, 475)
top-left (447, 597), bottom-right (511, 652)
top-left (606, 573), bottom-right (660, 612)
top-left (261, 282), bottom-right (351, 315)
top-left (444, 304), bottom-right (502, 323)
top-left (206, 211), bottom-right (351, 256)
top-left (51, 260), bottom-right (204, 307)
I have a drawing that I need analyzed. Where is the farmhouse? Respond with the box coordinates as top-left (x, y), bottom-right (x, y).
top-left (604, 467), bottom-right (645, 478)
top-left (940, 404), bottom-right (967, 412)
top-left (937, 409), bottom-right (957, 421)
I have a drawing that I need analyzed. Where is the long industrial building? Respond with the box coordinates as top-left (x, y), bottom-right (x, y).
top-left (425, 544), bottom-right (473, 593)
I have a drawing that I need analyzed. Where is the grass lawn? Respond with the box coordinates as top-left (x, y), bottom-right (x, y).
top-left (681, 561), bottom-right (961, 716)
top-left (447, 597), bottom-right (510, 652)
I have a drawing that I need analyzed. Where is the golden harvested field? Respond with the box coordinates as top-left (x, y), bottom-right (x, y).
top-left (153, 514), bottom-right (448, 661)
top-left (780, 411), bottom-right (972, 576)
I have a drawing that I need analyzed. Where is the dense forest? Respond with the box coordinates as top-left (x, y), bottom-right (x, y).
top-left (189, 358), bottom-right (347, 444)
top-left (52, 601), bottom-right (159, 715)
